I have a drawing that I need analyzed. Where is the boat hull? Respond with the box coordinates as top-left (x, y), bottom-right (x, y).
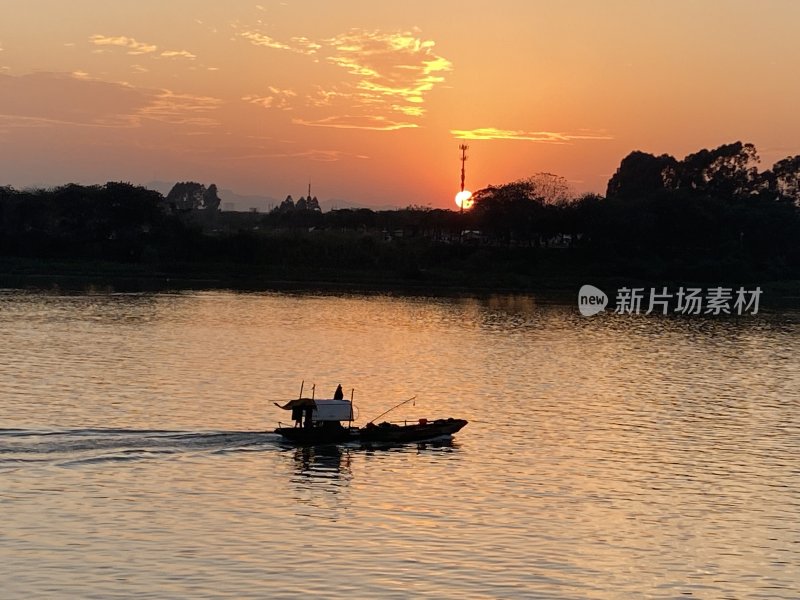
top-left (275, 418), bottom-right (468, 446)
top-left (275, 426), bottom-right (358, 444)
top-left (360, 418), bottom-right (468, 443)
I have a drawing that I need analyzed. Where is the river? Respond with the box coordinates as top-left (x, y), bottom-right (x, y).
top-left (1, 289), bottom-right (798, 598)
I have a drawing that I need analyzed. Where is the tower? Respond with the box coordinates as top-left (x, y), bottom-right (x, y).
top-left (459, 144), bottom-right (468, 194)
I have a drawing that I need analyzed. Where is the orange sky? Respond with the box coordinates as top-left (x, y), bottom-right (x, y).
top-left (1, 0), bottom-right (799, 208)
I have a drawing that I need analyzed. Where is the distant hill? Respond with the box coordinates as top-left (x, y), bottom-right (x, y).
top-left (145, 181), bottom-right (175, 196)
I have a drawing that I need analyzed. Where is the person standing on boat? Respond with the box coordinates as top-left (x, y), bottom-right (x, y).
top-left (333, 384), bottom-right (344, 400)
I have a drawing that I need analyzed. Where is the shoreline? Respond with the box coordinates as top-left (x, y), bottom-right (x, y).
top-left (1, 257), bottom-right (798, 307)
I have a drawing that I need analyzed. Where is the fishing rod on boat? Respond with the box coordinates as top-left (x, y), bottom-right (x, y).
top-left (367, 396), bottom-right (417, 425)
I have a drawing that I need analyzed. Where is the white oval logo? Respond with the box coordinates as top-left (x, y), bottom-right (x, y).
top-left (578, 284), bottom-right (608, 316)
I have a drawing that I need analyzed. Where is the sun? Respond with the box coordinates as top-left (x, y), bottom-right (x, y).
top-left (455, 190), bottom-right (473, 210)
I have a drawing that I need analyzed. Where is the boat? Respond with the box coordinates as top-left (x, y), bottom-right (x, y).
top-left (274, 391), bottom-right (467, 446)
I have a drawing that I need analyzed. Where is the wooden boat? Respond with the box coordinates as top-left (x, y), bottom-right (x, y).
top-left (274, 391), bottom-right (467, 446)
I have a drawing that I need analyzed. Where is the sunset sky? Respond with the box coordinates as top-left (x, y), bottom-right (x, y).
top-left (1, 0), bottom-right (799, 208)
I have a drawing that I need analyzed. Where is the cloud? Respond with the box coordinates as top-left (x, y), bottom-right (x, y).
top-left (0, 72), bottom-right (220, 130)
top-left (160, 50), bottom-right (196, 60)
top-left (242, 87), bottom-right (297, 110)
top-left (289, 36), bottom-right (322, 54)
top-left (325, 30), bottom-right (452, 113)
top-left (138, 90), bottom-right (222, 126)
top-left (292, 115), bottom-right (417, 131)
top-left (0, 72), bottom-right (147, 128)
top-left (239, 27), bottom-right (452, 129)
top-left (89, 34), bottom-right (157, 55)
top-left (450, 127), bottom-right (613, 143)
top-left (184, 139), bottom-right (366, 163)
top-left (239, 31), bottom-right (295, 53)
top-left (238, 31), bottom-right (322, 56)
top-left (222, 149), bottom-right (353, 162)
top-left (90, 35), bottom-right (198, 62)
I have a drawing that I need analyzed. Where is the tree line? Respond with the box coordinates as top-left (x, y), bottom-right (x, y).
top-left (0, 141), bottom-right (798, 284)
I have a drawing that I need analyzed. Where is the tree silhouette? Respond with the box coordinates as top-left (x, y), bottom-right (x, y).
top-left (678, 142), bottom-right (759, 198)
top-left (607, 142), bottom-right (762, 200)
top-left (307, 196), bottom-right (321, 212)
top-left (606, 151), bottom-right (680, 199)
top-left (166, 182), bottom-right (221, 212)
top-left (767, 155), bottom-right (800, 204)
top-left (278, 195), bottom-right (295, 213)
top-left (202, 184), bottom-right (221, 212)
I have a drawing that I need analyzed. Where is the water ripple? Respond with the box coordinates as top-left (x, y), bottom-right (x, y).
top-left (0, 290), bottom-right (798, 599)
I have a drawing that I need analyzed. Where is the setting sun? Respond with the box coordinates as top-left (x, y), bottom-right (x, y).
top-left (455, 190), bottom-right (473, 209)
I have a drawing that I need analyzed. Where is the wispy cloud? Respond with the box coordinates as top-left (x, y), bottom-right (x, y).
top-left (0, 72), bottom-right (221, 130)
top-left (239, 31), bottom-right (323, 56)
top-left (239, 31), bottom-right (295, 53)
top-left (90, 35), bottom-right (157, 55)
top-left (242, 87), bottom-right (296, 110)
top-left (292, 115), bottom-right (418, 131)
top-left (0, 72), bottom-right (144, 128)
top-left (325, 30), bottom-right (452, 113)
top-left (90, 35), bottom-right (197, 62)
top-left (239, 27), bottom-right (451, 130)
top-left (138, 90), bottom-right (222, 126)
top-left (451, 127), bottom-right (613, 143)
top-left (219, 148), bottom-right (358, 162)
top-left (289, 36), bottom-right (322, 55)
top-left (160, 50), bottom-right (196, 60)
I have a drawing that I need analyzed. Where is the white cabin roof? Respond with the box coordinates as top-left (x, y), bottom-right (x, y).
top-left (311, 399), bottom-right (353, 422)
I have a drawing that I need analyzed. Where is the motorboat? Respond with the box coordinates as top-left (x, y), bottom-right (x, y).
top-left (274, 391), bottom-right (467, 446)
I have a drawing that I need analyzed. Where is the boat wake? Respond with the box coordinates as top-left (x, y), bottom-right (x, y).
top-left (0, 428), bottom-right (281, 469)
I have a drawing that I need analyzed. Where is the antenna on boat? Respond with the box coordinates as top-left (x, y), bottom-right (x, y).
top-left (311, 384), bottom-right (315, 400)
top-left (367, 396), bottom-right (417, 425)
top-left (348, 389), bottom-right (354, 427)
top-left (298, 380), bottom-right (304, 399)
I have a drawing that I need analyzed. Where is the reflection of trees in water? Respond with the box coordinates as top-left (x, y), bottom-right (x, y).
top-left (2, 290), bottom-right (164, 326)
top-left (456, 294), bottom-right (573, 335)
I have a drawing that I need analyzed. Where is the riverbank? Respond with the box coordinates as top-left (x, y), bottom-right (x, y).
top-left (1, 256), bottom-right (798, 307)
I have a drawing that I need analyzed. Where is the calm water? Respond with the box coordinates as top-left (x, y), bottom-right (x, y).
top-left (1, 289), bottom-right (798, 599)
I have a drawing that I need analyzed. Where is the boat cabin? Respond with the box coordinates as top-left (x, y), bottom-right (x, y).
top-left (276, 398), bottom-right (354, 429)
